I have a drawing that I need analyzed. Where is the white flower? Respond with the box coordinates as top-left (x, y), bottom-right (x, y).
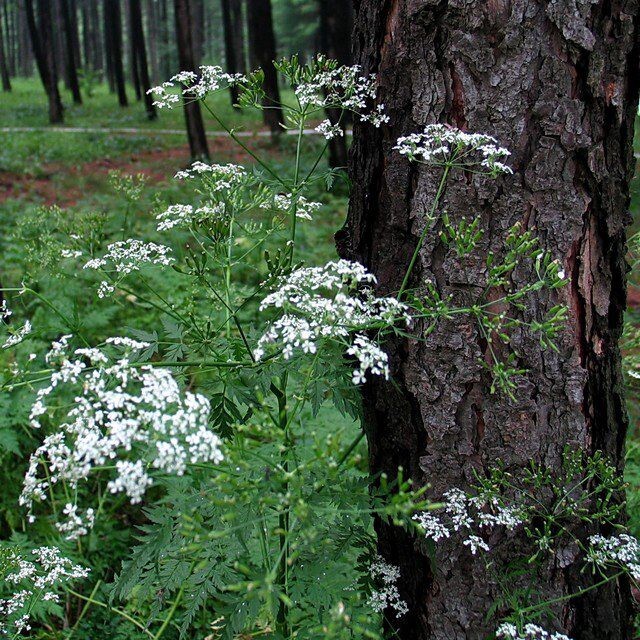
top-left (463, 535), bottom-right (490, 555)
top-left (2, 320), bottom-right (32, 349)
top-left (261, 193), bottom-right (323, 221)
top-left (61, 249), bottom-right (82, 259)
top-left (254, 261), bottom-right (410, 384)
top-left (413, 511), bottom-right (451, 542)
top-left (0, 299), bottom-right (12, 321)
top-left (21, 340), bottom-right (224, 527)
top-left (496, 622), bottom-right (573, 640)
top-left (367, 555), bottom-right (408, 618)
top-left (84, 239), bottom-right (173, 278)
top-left (394, 124), bottom-right (512, 175)
top-left (315, 118), bottom-right (343, 140)
top-left (55, 504), bottom-right (95, 540)
top-left (587, 533), bottom-right (640, 580)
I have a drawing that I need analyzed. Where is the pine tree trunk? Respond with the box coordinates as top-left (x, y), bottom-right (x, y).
top-left (221, 0), bottom-right (245, 107)
top-left (18, 0), bottom-right (34, 76)
top-left (318, 0), bottom-right (353, 168)
top-left (174, 0), bottom-right (209, 159)
top-left (105, 0), bottom-right (128, 105)
top-left (61, 0), bottom-right (82, 103)
top-left (126, 0), bottom-right (142, 99)
top-left (146, 0), bottom-right (159, 83)
top-left (0, 0), bottom-right (11, 90)
top-left (159, 0), bottom-right (171, 79)
top-left (130, 0), bottom-right (156, 119)
top-left (246, 0), bottom-right (282, 134)
top-left (25, 0), bottom-right (64, 123)
top-left (338, 2), bottom-right (640, 639)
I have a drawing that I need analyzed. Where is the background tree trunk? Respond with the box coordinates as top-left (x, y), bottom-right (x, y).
top-left (318, 0), bottom-right (353, 168)
top-left (60, 0), bottom-right (82, 103)
top-left (221, 0), bottom-right (245, 107)
top-left (246, 0), bottom-right (283, 134)
top-left (174, 0), bottom-right (209, 159)
top-left (130, 0), bottom-right (156, 119)
top-left (338, 2), bottom-right (640, 639)
top-left (105, 0), bottom-right (127, 105)
top-left (0, 0), bottom-right (11, 91)
top-left (25, 0), bottom-right (64, 123)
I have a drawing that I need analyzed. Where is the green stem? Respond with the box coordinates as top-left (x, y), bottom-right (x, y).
top-left (152, 579), bottom-right (189, 640)
top-left (66, 588), bottom-right (154, 638)
top-left (68, 580), bottom-right (102, 639)
top-left (398, 165), bottom-right (450, 298)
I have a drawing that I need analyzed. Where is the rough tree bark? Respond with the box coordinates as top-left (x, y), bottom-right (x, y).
top-left (247, 0), bottom-right (283, 134)
top-left (174, 0), bottom-right (209, 159)
top-left (338, 1), bottom-right (640, 639)
top-left (104, 0), bottom-right (128, 106)
top-left (318, 0), bottom-right (353, 168)
top-left (130, 0), bottom-right (156, 119)
top-left (221, 0), bottom-right (246, 107)
top-left (25, 0), bottom-right (64, 123)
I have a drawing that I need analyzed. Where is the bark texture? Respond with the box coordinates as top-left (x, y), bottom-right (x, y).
top-left (338, 1), bottom-right (640, 638)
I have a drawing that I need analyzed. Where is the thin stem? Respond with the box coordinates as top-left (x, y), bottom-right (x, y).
top-left (398, 165), bottom-right (450, 298)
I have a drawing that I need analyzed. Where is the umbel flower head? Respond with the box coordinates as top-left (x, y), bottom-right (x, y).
top-left (21, 337), bottom-right (224, 530)
top-left (394, 124), bottom-right (513, 175)
top-left (254, 260), bottom-right (410, 385)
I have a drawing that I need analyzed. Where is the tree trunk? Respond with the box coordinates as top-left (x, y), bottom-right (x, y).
top-left (191, 0), bottom-right (203, 63)
top-left (61, 0), bottom-right (82, 103)
top-left (159, 0), bottom-right (171, 79)
top-left (173, 0), bottom-right (209, 159)
top-left (130, 0), bottom-right (156, 119)
top-left (221, 0), bottom-right (245, 107)
top-left (25, 0), bottom-right (64, 123)
top-left (18, 0), bottom-right (34, 76)
top-left (318, 0), bottom-right (353, 168)
top-left (145, 0), bottom-right (159, 83)
top-left (0, 0), bottom-right (11, 90)
top-left (246, 0), bottom-right (282, 134)
top-left (126, 0), bottom-right (142, 99)
top-left (338, 2), bottom-right (640, 639)
top-left (105, 0), bottom-right (128, 106)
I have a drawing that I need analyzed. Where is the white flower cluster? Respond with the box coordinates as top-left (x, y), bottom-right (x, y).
top-left (587, 533), bottom-right (640, 580)
top-left (254, 260), bottom-right (410, 385)
top-left (55, 503), bottom-right (96, 540)
top-left (295, 57), bottom-right (389, 127)
top-left (149, 66), bottom-right (246, 108)
top-left (174, 161), bottom-right (247, 187)
top-left (496, 623), bottom-right (572, 640)
top-left (413, 488), bottom-right (525, 554)
top-left (2, 320), bottom-right (32, 349)
top-left (394, 124), bottom-right (513, 175)
top-left (156, 203), bottom-right (225, 231)
top-left (0, 546), bottom-right (89, 635)
top-left (367, 555), bottom-right (408, 618)
top-left (1, 299), bottom-right (12, 321)
top-left (260, 193), bottom-right (322, 221)
top-left (21, 337), bottom-right (224, 527)
top-left (83, 239), bottom-right (173, 276)
top-left (61, 249), bottom-right (82, 259)
top-left (314, 118), bottom-right (343, 140)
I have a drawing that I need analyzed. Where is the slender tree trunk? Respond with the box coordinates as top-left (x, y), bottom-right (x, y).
top-left (18, 0), bottom-right (33, 76)
top-left (318, 0), bottom-right (353, 168)
top-left (25, 0), bottom-right (64, 122)
top-left (0, 1), bottom-right (11, 90)
top-left (246, 0), bottom-right (282, 134)
top-left (130, 0), bottom-right (156, 119)
top-left (146, 0), bottom-right (159, 83)
top-left (191, 0), bottom-right (203, 63)
top-left (127, 0), bottom-right (141, 99)
top-left (159, 0), bottom-right (171, 79)
top-left (221, 0), bottom-right (245, 107)
top-left (105, 0), bottom-right (128, 105)
top-left (70, 0), bottom-right (81, 67)
top-left (174, 0), bottom-right (209, 159)
top-left (338, 2), bottom-right (640, 639)
top-left (61, 0), bottom-right (82, 103)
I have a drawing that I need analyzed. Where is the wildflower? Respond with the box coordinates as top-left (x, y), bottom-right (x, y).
top-left (587, 533), bottom-right (640, 580)
top-left (261, 193), bottom-right (323, 220)
top-left (0, 299), bottom-right (12, 321)
top-left (394, 124), bottom-right (512, 175)
top-left (315, 118), bottom-right (343, 140)
top-left (174, 161), bottom-right (247, 186)
top-left (84, 239), bottom-right (173, 276)
top-left (21, 338), bottom-right (224, 527)
top-left (61, 249), bottom-right (82, 259)
top-left (0, 547), bottom-right (89, 636)
top-left (55, 504), bottom-right (96, 541)
top-left (367, 555), bottom-right (408, 618)
top-left (496, 622), bottom-right (572, 640)
top-left (412, 511), bottom-right (450, 542)
top-left (254, 260), bottom-right (410, 384)
top-left (2, 320), bottom-right (32, 349)
top-left (463, 535), bottom-right (490, 555)
top-left (156, 202), bottom-right (226, 231)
